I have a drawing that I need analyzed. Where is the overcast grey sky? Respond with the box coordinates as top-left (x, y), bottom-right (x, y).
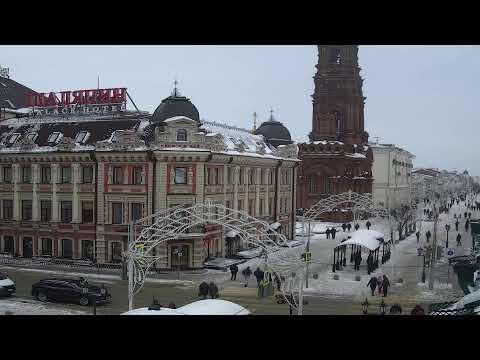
top-left (1, 45), bottom-right (478, 175)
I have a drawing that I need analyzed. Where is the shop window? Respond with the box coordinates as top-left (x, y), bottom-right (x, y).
top-left (111, 242), bottom-right (123, 263)
top-left (3, 235), bottom-right (14, 254)
top-left (42, 238), bottom-right (52, 256)
top-left (81, 240), bottom-right (94, 261)
top-left (61, 239), bottom-right (73, 258)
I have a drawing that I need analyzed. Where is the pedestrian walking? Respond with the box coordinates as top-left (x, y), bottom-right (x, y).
top-left (366, 221), bottom-right (371, 230)
top-left (454, 214), bottom-right (457, 219)
top-left (456, 233), bottom-right (462, 247)
top-left (426, 230), bottom-right (431, 243)
top-left (347, 223), bottom-right (352, 232)
top-left (382, 275), bottom-right (391, 297)
top-left (229, 263), bottom-right (238, 281)
top-left (331, 227), bottom-right (337, 239)
top-left (354, 252), bottom-right (362, 271)
top-left (208, 282), bottom-right (219, 299)
top-left (376, 274), bottom-right (384, 296)
top-left (367, 253), bottom-right (373, 274)
top-left (455, 219), bottom-right (459, 232)
top-left (354, 223), bottom-right (360, 231)
top-left (465, 220), bottom-right (470, 232)
top-left (366, 275), bottom-right (378, 296)
top-left (468, 212), bottom-right (472, 219)
top-left (416, 231), bottom-right (420, 244)
top-left (326, 228), bottom-right (331, 239)
top-left (254, 267), bottom-right (264, 287)
top-left (242, 266), bottom-right (252, 287)
top-left (464, 211), bottom-right (468, 219)
top-left (342, 223), bottom-right (347, 232)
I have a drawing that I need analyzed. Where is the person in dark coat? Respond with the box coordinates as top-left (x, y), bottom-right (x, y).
top-left (229, 263), bottom-right (239, 281)
top-left (254, 267), bottom-right (264, 287)
top-left (354, 223), bottom-right (360, 231)
top-left (342, 223), bottom-right (347, 232)
top-left (198, 281), bottom-right (210, 299)
top-left (242, 266), bottom-right (252, 287)
top-left (468, 212), bottom-right (472, 219)
top-left (326, 228), bottom-right (331, 239)
top-left (465, 220), bottom-right (470, 232)
top-left (464, 211), bottom-right (468, 219)
top-left (456, 233), bottom-right (462, 247)
top-left (168, 302), bottom-right (177, 309)
top-left (367, 253), bottom-right (373, 274)
top-left (455, 219), bottom-right (459, 231)
top-left (382, 275), bottom-right (391, 297)
top-left (354, 252), bottom-right (362, 271)
top-left (331, 227), bottom-right (337, 239)
top-left (347, 223), bottom-right (352, 232)
top-left (366, 276), bottom-right (378, 296)
top-left (426, 230), bottom-right (431, 243)
top-left (416, 231), bottom-right (420, 243)
top-left (366, 221), bottom-right (371, 230)
top-left (454, 214), bottom-right (457, 219)
top-left (208, 282), bottom-right (219, 299)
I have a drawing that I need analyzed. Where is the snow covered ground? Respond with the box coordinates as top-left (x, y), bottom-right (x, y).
top-left (0, 297), bottom-right (89, 315)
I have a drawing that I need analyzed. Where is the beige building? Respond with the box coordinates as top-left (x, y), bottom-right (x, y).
top-left (370, 143), bottom-right (415, 208)
top-left (0, 86), bottom-right (298, 269)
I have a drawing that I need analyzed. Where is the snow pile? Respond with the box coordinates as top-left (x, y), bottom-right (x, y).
top-left (0, 298), bottom-right (88, 315)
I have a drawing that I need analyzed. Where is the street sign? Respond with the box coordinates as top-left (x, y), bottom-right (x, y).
top-left (447, 248), bottom-right (455, 258)
top-left (302, 251), bottom-right (312, 263)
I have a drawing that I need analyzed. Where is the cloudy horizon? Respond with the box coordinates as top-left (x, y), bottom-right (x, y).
top-left (1, 45), bottom-right (477, 175)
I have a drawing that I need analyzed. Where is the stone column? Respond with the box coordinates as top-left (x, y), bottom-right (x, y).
top-left (255, 168), bottom-right (261, 216)
top-left (196, 163), bottom-right (205, 205)
top-left (156, 161), bottom-right (168, 211)
top-left (276, 166), bottom-right (281, 221)
top-left (233, 166), bottom-right (239, 212)
top-left (96, 162), bottom-right (106, 263)
top-left (244, 167), bottom-right (250, 214)
top-left (223, 164), bottom-right (227, 206)
top-left (72, 163), bottom-right (81, 223)
top-left (12, 164), bottom-right (20, 221)
top-left (51, 163), bottom-right (60, 222)
top-left (32, 164), bottom-right (40, 222)
top-left (265, 169), bottom-right (270, 217)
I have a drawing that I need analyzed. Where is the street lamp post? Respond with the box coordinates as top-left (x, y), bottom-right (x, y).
top-left (445, 224), bottom-right (450, 248)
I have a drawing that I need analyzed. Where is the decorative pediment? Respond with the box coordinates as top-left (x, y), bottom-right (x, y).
top-left (95, 130), bottom-right (146, 151)
top-left (56, 137), bottom-right (75, 151)
top-left (205, 133), bottom-right (227, 152)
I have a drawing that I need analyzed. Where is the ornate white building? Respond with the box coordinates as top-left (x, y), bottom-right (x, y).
top-left (0, 86), bottom-right (298, 269)
top-left (370, 142), bottom-right (415, 208)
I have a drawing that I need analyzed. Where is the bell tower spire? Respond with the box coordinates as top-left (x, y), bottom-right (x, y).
top-left (311, 45), bottom-right (368, 145)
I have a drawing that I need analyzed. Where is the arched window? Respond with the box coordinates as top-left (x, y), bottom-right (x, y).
top-left (177, 129), bottom-right (187, 142)
top-left (333, 111), bottom-right (342, 136)
top-left (329, 48), bottom-right (342, 64)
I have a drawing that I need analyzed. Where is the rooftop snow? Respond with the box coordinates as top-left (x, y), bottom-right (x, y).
top-left (339, 229), bottom-right (385, 250)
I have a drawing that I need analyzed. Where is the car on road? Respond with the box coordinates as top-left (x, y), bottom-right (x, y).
top-left (0, 272), bottom-right (15, 297)
top-left (31, 278), bottom-right (111, 306)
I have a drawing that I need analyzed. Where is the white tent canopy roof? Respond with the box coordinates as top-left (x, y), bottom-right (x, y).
top-left (121, 299), bottom-right (250, 315)
top-left (338, 229), bottom-right (385, 251)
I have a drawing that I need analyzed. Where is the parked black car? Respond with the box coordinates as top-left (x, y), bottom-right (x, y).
top-left (31, 278), bottom-right (111, 306)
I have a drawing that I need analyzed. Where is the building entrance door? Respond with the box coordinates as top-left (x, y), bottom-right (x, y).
top-left (171, 245), bottom-right (189, 270)
top-left (23, 237), bottom-right (33, 258)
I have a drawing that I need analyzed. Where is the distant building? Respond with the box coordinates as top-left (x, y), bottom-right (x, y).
top-left (0, 84), bottom-right (298, 268)
top-left (370, 142), bottom-right (415, 208)
top-left (0, 67), bottom-right (37, 120)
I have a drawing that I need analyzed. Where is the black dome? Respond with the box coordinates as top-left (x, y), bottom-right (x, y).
top-left (151, 90), bottom-right (200, 124)
top-left (255, 117), bottom-right (292, 148)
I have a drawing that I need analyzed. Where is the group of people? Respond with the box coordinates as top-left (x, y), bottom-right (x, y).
top-left (229, 264), bottom-right (282, 292)
top-left (198, 281), bottom-right (219, 299)
top-left (366, 274), bottom-right (391, 297)
top-left (340, 222), bottom-right (365, 232)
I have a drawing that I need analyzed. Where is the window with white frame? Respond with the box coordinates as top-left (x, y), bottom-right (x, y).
top-left (75, 131), bottom-right (89, 144)
top-left (25, 132), bottom-right (37, 142)
top-left (8, 133), bottom-right (20, 144)
top-left (47, 132), bottom-right (62, 143)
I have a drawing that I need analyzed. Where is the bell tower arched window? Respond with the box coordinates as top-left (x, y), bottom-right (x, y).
top-left (177, 129), bottom-right (187, 142)
top-left (329, 48), bottom-right (342, 64)
top-left (334, 111), bottom-right (342, 136)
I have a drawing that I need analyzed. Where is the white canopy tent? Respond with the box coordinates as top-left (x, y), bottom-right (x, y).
top-left (121, 299), bottom-right (250, 315)
top-left (338, 229), bottom-right (385, 251)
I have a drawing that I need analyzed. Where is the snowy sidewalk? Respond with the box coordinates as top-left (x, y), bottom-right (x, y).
top-left (0, 297), bottom-right (89, 315)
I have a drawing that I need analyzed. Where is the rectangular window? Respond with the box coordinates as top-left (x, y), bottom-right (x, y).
top-left (75, 131), bottom-right (89, 143)
top-left (47, 132), bottom-right (61, 143)
top-left (207, 167), bottom-right (212, 185)
top-left (112, 202), bottom-right (123, 224)
top-left (82, 201), bottom-right (94, 223)
top-left (113, 167), bottom-right (123, 184)
top-left (82, 166), bottom-right (93, 184)
top-left (41, 166), bottom-right (51, 184)
top-left (4, 235), bottom-right (14, 254)
top-left (131, 203), bottom-right (143, 222)
top-left (111, 242), bottom-right (123, 263)
top-left (81, 240), bottom-right (94, 261)
top-left (8, 133), bottom-right (20, 144)
top-left (61, 201), bottom-right (72, 223)
top-left (22, 166), bottom-right (31, 183)
top-left (174, 167), bottom-right (187, 184)
top-left (22, 200), bottom-right (32, 220)
top-left (2, 199), bottom-right (13, 219)
top-left (42, 238), bottom-right (52, 256)
top-left (3, 166), bottom-right (12, 183)
top-left (132, 167), bottom-right (143, 185)
top-left (61, 167), bottom-right (71, 183)
top-left (40, 200), bottom-right (51, 222)
top-left (61, 239), bottom-right (73, 258)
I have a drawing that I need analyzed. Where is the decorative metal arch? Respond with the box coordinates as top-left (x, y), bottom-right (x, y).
top-left (303, 190), bottom-right (389, 222)
top-left (124, 201), bottom-right (306, 311)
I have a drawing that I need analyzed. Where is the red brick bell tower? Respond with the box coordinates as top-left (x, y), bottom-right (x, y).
top-left (297, 45), bottom-right (373, 216)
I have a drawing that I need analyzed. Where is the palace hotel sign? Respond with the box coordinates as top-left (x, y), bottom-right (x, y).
top-left (27, 88), bottom-right (127, 116)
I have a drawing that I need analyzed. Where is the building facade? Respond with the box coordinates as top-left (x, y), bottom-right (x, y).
top-left (297, 45), bottom-right (373, 216)
top-left (0, 86), bottom-right (298, 269)
top-left (370, 143), bottom-right (415, 208)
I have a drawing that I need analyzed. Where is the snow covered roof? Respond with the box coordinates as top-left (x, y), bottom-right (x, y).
top-left (122, 299), bottom-right (250, 315)
top-left (339, 229), bottom-right (385, 250)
